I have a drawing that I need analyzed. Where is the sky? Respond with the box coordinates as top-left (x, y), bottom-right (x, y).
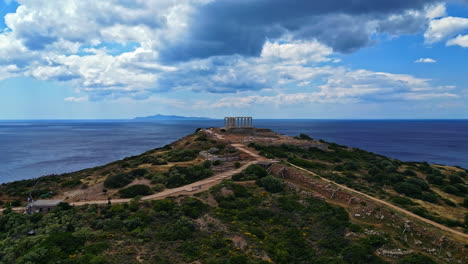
top-left (0, 0), bottom-right (468, 119)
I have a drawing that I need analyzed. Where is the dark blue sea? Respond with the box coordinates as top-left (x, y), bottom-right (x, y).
top-left (0, 120), bottom-right (467, 183)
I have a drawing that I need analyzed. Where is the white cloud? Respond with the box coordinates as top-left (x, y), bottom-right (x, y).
top-left (447, 34), bottom-right (468, 47)
top-left (424, 16), bottom-right (468, 43)
top-left (64, 96), bottom-right (88, 102)
top-left (260, 40), bottom-right (334, 64)
top-left (414, 58), bottom-right (437, 63)
top-left (0, 0), bottom-right (461, 106)
top-left (426, 3), bottom-right (446, 19)
top-left (192, 66), bottom-right (457, 108)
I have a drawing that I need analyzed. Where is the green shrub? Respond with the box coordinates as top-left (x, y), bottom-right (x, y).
top-left (165, 165), bottom-right (213, 188)
top-left (104, 173), bottom-right (134, 189)
top-left (426, 174), bottom-right (444, 185)
top-left (195, 136), bottom-right (208, 141)
top-left (420, 192), bottom-right (438, 203)
top-left (344, 161), bottom-right (359, 171)
top-left (234, 162), bottom-right (241, 168)
top-left (443, 185), bottom-right (461, 195)
top-left (454, 183), bottom-right (467, 194)
top-left (167, 149), bottom-right (198, 162)
top-left (118, 185), bottom-right (153, 198)
top-left (406, 178), bottom-right (430, 191)
top-left (394, 182), bottom-right (422, 197)
top-left (342, 244), bottom-right (373, 264)
top-left (213, 160), bottom-right (221, 166)
top-left (463, 197), bottom-right (468, 208)
top-left (442, 198), bottom-right (457, 207)
top-left (153, 199), bottom-right (175, 213)
top-left (403, 169), bottom-right (416, 176)
top-left (391, 196), bottom-right (416, 206)
top-left (297, 133), bottom-right (312, 140)
top-left (397, 254), bottom-right (436, 264)
top-left (60, 179), bottom-right (82, 188)
top-left (257, 176), bottom-right (283, 193)
top-left (449, 175), bottom-right (463, 184)
top-left (181, 197), bottom-right (208, 218)
top-left (203, 160), bottom-right (212, 168)
top-left (130, 168), bottom-right (151, 177)
top-left (152, 184), bottom-right (166, 192)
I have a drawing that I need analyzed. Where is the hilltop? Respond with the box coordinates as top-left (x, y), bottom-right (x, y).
top-left (0, 127), bottom-right (467, 264)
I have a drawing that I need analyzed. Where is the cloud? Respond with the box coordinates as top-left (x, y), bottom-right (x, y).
top-left (414, 58), bottom-right (437, 63)
top-left (260, 40), bottom-right (333, 64)
top-left (447, 34), bottom-right (468, 47)
top-left (424, 16), bottom-right (468, 43)
top-left (426, 3), bottom-right (447, 19)
top-left (159, 0), bottom-right (440, 61)
top-left (64, 96), bottom-right (88, 102)
top-left (189, 60), bottom-right (457, 108)
top-left (0, 0), bottom-right (460, 104)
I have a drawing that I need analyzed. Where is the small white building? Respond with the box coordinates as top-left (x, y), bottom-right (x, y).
top-left (26, 200), bottom-right (63, 214)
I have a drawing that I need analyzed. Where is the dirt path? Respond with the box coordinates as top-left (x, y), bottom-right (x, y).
top-left (288, 162), bottom-right (468, 242)
top-left (6, 135), bottom-right (465, 243)
top-left (1, 141), bottom-right (263, 212)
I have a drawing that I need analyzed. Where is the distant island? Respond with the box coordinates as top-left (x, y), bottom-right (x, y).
top-left (133, 114), bottom-right (212, 121)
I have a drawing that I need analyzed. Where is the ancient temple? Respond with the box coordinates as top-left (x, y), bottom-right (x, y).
top-left (224, 117), bottom-right (253, 129)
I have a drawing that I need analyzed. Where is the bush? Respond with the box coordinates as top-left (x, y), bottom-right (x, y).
top-left (104, 173), bottom-right (134, 189)
top-left (152, 184), bottom-right (166, 192)
top-left (463, 197), bottom-right (468, 208)
top-left (203, 160), bottom-right (212, 168)
top-left (449, 175), bottom-right (463, 184)
top-left (403, 169), bottom-right (416, 176)
top-left (426, 174), bottom-right (444, 185)
top-left (234, 162), bottom-right (241, 168)
top-left (130, 168), bottom-right (151, 177)
top-left (406, 178), bottom-right (430, 191)
top-left (118, 185), bottom-right (153, 198)
top-left (391, 196), bottom-right (416, 206)
top-left (60, 179), bottom-right (82, 188)
top-left (297, 133), bottom-right (312, 140)
top-left (342, 244), bottom-right (373, 264)
top-left (453, 183), bottom-right (467, 194)
top-left (195, 136), bottom-right (208, 141)
top-left (442, 198), bottom-right (457, 207)
top-left (167, 149), bottom-right (198, 162)
top-left (213, 160), bottom-right (221, 166)
top-left (420, 192), bottom-right (438, 203)
top-left (344, 161), bottom-right (359, 171)
top-left (443, 185), bottom-right (460, 195)
top-left (165, 165), bottom-right (213, 188)
top-left (181, 197), bottom-right (208, 218)
top-left (257, 176), bottom-right (283, 193)
top-left (244, 164), bottom-right (268, 178)
top-left (394, 182), bottom-right (422, 197)
top-left (397, 254), bottom-right (436, 264)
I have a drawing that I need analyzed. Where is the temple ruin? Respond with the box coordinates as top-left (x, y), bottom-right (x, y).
top-left (224, 117), bottom-right (253, 129)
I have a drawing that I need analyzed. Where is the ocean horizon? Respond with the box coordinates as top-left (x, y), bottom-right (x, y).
top-left (1, 119), bottom-right (467, 184)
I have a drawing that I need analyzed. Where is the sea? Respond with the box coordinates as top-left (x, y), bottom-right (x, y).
top-left (0, 119), bottom-right (467, 184)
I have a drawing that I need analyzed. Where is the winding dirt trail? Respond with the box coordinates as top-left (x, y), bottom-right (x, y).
top-left (1, 141), bottom-right (264, 212)
top-left (287, 162), bottom-right (468, 242)
top-left (3, 133), bottom-right (467, 243)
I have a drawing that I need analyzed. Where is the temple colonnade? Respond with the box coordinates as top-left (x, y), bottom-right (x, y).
top-left (224, 117), bottom-right (252, 128)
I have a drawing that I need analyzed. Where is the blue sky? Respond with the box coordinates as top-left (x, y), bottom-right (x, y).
top-left (0, 0), bottom-right (467, 119)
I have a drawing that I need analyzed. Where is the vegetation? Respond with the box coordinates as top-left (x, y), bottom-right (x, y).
top-left (0, 181), bottom-right (409, 264)
top-left (118, 185), bottom-right (153, 198)
top-left (249, 140), bottom-right (467, 231)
